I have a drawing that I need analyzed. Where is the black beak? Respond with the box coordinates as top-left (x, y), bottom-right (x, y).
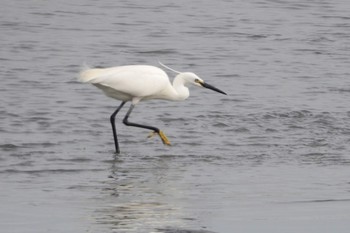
top-left (201, 82), bottom-right (227, 95)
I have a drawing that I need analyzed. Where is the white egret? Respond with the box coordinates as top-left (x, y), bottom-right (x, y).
top-left (79, 62), bottom-right (226, 153)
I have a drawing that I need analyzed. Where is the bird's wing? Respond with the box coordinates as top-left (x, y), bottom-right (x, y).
top-left (81, 65), bottom-right (170, 97)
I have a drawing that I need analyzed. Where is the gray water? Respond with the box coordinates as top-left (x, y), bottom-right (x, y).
top-left (1, 0), bottom-right (350, 232)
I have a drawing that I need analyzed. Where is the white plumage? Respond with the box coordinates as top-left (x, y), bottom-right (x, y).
top-left (80, 66), bottom-right (166, 102)
top-left (79, 64), bottom-right (213, 104)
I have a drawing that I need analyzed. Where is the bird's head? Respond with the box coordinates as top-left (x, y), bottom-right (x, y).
top-left (159, 62), bottom-right (227, 96)
top-left (182, 72), bottom-right (227, 95)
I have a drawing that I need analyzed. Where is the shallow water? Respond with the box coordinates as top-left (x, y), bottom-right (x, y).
top-left (1, 0), bottom-right (350, 232)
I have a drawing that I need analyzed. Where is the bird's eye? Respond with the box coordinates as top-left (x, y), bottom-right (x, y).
top-left (194, 79), bottom-right (200, 83)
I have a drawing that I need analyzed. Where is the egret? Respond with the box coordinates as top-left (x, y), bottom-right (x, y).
top-left (79, 62), bottom-right (226, 153)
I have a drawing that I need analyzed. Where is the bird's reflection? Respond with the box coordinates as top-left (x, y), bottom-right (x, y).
top-left (93, 153), bottom-right (197, 232)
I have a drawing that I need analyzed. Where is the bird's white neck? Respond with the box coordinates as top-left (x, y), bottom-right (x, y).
top-left (154, 73), bottom-right (191, 101)
top-left (170, 74), bottom-right (190, 101)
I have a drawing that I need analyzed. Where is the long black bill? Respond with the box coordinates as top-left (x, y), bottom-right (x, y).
top-left (201, 82), bottom-right (227, 95)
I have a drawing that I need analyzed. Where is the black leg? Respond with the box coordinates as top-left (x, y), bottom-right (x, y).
top-left (123, 104), bottom-right (158, 132)
top-left (123, 104), bottom-right (171, 145)
top-left (110, 101), bottom-right (126, 153)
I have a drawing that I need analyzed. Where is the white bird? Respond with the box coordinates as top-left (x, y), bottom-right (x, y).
top-left (79, 62), bottom-right (226, 153)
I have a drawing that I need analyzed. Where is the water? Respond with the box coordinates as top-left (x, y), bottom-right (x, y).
top-left (1, 0), bottom-right (350, 232)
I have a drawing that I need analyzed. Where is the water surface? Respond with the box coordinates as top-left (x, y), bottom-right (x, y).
top-left (1, 0), bottom-right (350, 232)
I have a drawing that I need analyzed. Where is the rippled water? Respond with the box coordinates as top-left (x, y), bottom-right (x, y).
top-left (1, 0), bottom-right (350, 232)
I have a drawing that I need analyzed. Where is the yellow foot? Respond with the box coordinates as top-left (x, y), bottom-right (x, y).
top-left (158, 130), bottom-right (171, 146)
top-left (148, 130), bottom-right (171, 146)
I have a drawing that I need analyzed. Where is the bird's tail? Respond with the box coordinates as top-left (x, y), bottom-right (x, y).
top-left (78, 63), bottom-right (103, 83)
